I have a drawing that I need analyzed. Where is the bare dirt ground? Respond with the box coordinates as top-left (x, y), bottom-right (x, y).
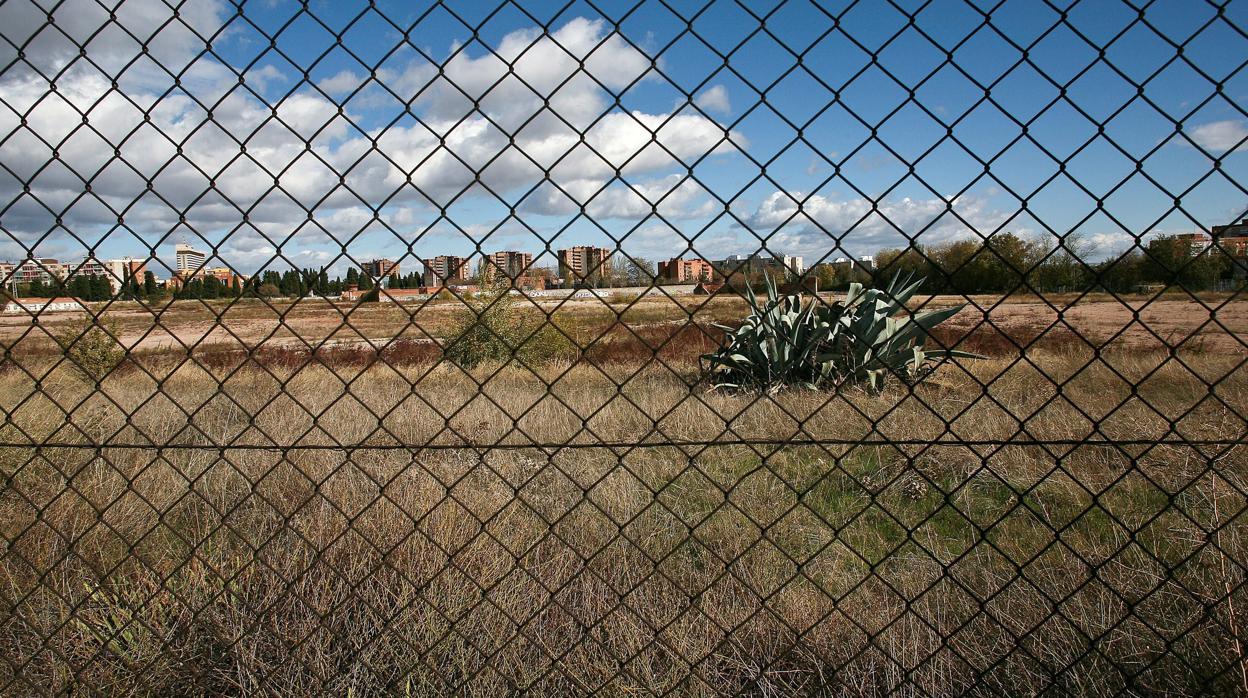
top-left (1, 291), bottom-right (1244, 355)
top-left (932, 294), bottom-right (1248, 352)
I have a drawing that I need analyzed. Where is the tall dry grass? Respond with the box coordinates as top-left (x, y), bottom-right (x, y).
top-left (1, 325), bottom-right (1246, 695)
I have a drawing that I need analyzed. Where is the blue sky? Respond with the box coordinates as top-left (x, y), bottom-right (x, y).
top-left (1, 0), bottom-right (1245, 279)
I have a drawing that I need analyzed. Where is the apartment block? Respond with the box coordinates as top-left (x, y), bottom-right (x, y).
top-left (103, 258), bottom-right (147, 292)
top-left (1212, 219), bottom-right (1248, 256)
top-left (827, 255), bottom-right (877, 272)
top-left (361, 258), bottom-right (400, 280)
top-left (658, 257), bottom-right (715, 283)
top-left (6, 258), bottom-right (68, 285)
top-left (67, 258), bottom-right (112, 290)
top-left (718, 253), bottom-right (805, 277)
top-left (423, 255), bottom-right (471, 287)
top-left (1176, 233), bottom-right (1213, 256)
top-left (557, 246), bottom-right (611, 284)
top-left (480, 250), bottom-right (533, 283)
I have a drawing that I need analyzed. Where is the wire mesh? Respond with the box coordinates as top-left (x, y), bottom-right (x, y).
top-left (1, 0), bottom-right (1247, 695)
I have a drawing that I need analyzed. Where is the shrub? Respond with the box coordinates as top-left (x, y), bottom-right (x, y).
top-left (56, 315), bottom-right (124, 381)
top-left (702, 273), bottom-right (980, 393)
top-left (607, 292), bottom-right (641, 305)
top-left (443, 288), bottom-right (578, 369)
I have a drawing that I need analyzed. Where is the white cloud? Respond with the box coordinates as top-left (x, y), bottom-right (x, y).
top-left (1, 8), bottom-right (742, 270)
top-left (521, 174), bottom-right (717, 220)
top-left (318, 70), bottom-right (366, 95)
top-left (1185, 120), bottom-right (1248, 153)
top-left (694, 85), bottom-right (731, 114)
top-left (743, 190), bottom-right (1017, 259)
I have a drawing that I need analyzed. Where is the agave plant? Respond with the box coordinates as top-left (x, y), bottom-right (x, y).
top-left (702, 273), bottom-right (980, 393)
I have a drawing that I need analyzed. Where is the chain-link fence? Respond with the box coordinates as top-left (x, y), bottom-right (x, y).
top-left (2, 0), bottom-right (1247, 695)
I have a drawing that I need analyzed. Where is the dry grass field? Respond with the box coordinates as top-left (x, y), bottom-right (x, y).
top-left (1, 292), bottom-right (1246, 695)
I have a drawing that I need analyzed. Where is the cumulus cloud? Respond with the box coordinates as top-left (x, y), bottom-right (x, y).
top-left (740, 190), bottom-right (1017, 259)
top-left (0, 6), bottom-right (741, 270)
top-left (695, 85), bottom-right (731, 114)
top-left (318, 70), bottom-right (367, 95)
top-left (521, 174), bottom-right (718, 220)
top-left (1185, 120), bottom-right (1248, 154)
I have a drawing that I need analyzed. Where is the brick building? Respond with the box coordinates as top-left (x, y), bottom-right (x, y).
top-left (360, 258), bottom-right (400, 281)
top-left (480, 251), bottom-right (533, 284)
top-left (557, 246), bottom-right (611, 285)
top-left (1212, 219), bottom-right (1248, 256)
top-left (658, 257), bottom-right (715, 283)
top-left (423, 255), bottom-right (471, 287)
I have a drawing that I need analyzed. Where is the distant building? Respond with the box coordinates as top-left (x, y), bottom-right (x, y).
top-left (658, 257), bottom-right (715, 283)
top-left (1212, 219), bottom-right (1248, 256)
top-left (423, 255), bottom-right (470, 287)
top-left (1175, 233), bottom-right (1213, 256)
top-left (717, 253), bottom-right (805, 279)
top-left (3, 297), bottom-right (86, 314)
top-left (103, 258), bottom-right (147, 293)
top-left (175, 243), bottom-right (206, 274)
top-left (480, 250), bottom-right (533, 284)
top-left (68, 258), bottom-right (110, 287)
top-left (169, 266), bottom-right (246, 290)
top-left (361, 258), bottom-right (400, 281)
top-left (557, 246), bottom-right (611, 285)
top-left (825, 256), bottom-right (876, 273)
top-left (7, 258), bottom-right (68, 285)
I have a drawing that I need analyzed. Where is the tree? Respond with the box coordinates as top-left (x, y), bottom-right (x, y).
top-left (202, 275), bottom-right (222, 299)
top-left (1094, 249), bottom-right (1146, 293)
top-left (144, 270), bottom-right (157, 296)
top-left (875, 246), bottom-right (937, 291)
top-left (70, 275), bottom-right (91, 300)
top-left (626, 257), bottom-right (656, 287)
top-left (90, 275), bottom-right (111, 301)
top-left (812, 263), bottom-right (838, 291)
top-left (1143, 235), bottom-right (1226, 291)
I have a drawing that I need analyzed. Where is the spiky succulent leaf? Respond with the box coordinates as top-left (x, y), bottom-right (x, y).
top-left (703, 272), bottom-right (982, 392)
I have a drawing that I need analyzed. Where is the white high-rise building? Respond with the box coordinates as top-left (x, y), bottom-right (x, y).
top-left (175, 243), bottom-right (206, 274)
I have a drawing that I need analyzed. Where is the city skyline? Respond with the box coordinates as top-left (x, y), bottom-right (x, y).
top-left (2, 1), bottom-right (1245, 279)
top-left (8, 219), bottom-right (1248, 291)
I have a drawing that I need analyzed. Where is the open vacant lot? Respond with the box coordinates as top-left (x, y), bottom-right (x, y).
top-left (1, 292), bottom-right (1246, 695)
top-left (2, 290), bottom-right (1244, 356)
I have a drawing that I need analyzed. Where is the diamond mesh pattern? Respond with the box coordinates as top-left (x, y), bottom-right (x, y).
top-left (1, 0), bottom-right (1247, 695)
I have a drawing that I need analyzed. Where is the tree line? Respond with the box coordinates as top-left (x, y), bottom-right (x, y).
top-left (14, 270), bottom-right (160, 301)
top-left (8, 236), bottom-right (1241, 304)
top-left (822, 232), bottom-right (1242, 295)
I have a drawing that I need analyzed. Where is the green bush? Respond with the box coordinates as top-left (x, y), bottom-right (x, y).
top-left (443, 289), bottom-right (578, 369)
top-left (56, 315), bottom-right (124, 381)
